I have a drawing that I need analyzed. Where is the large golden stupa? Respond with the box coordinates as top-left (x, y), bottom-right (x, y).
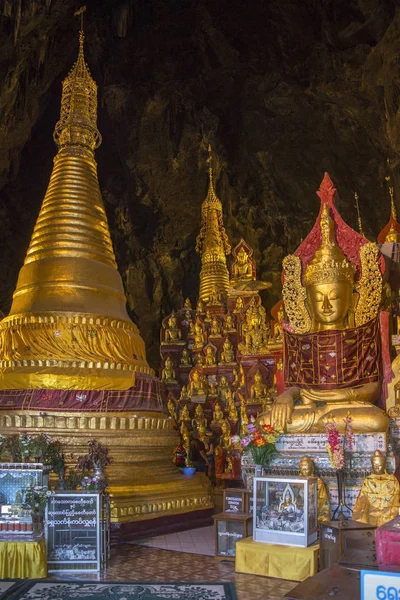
top-left (0, 30), bottom-right (212, 531)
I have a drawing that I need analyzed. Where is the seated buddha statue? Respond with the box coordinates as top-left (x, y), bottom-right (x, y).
top-left (210, 317), bottom-right (222, 337)
top-left (184, 298), bottom-right (192, 309)
top-left (212, 402), bottom-right (225, 425)
top-left (228, 402), bottom-right (238, 424)
top-left (204, 345), bottom-right (217, 366)
top-left (220, 420), bottom-right (232, 451)
top-left (234, 296), bottom-right (244, 313)
top-left (208, 286), bottom-right (223, 305)
top-left (232, 368), bottom-right (240, 388)
top-left (225, 387), bottom-right (234, 410)
top-left (161, 356), bottom-right (176, 382)
top-left (220, 337), bottom-right (235, 364)
top-left (180, 404), bottom-right (190, 422)
top-left (273, 306), bottom-right (284, 343)
top-left (224, 313), bottom-right (236, 332)
top-left (208, 381), bottom-right (218, 396)
top-left (196, 299), bottom-right (205, 314)
top-left (232, 245), bottom-right (253, 282)
top-left (163, 312), bottom-right (182, 344)
top-left (299, 456), bottom-right (330, 523)
top-left (189, 369), bottom-right (207, 397)
top-left (167, 397), bottom-right (178, 421)
top-left (218, 375), bottom-right (231, 401)
top-left (193, 322), bottom-right (205, 349)
top-left (180, 348), bottom-right (192, 366)
top-left (353, 450), bottom-right (400, 527)
top-left (192, 404), bottom-right (207, 430)
top-left (258, 176), bottom-right (389, 434)
top-left (250, 369), bottom-right (269, 402)
top-left (178, 385), bottom-right (189, 403)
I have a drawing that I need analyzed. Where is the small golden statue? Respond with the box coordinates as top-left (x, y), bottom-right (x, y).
top-left (161, 356), bottom-right (177, 382)
top-left (220, 420), bottom-right (232, 451)
top-left (178, 385), bottom-right (189, 403)
top-left (273, 305), bottom-right (284, 343)
top-left (204, 310), bottom-right (212, 323)
top-left (192, 404), bottom-right (207, 430)
top-left (240, 364), bottom-right (246, 389)
top-left (232, 368), bottom-right (240, 388)
top-left (208, 286), bottom-right (223, 305)
top-left (298, 456), bottom-right (330, 523)
top-left (204, 345), bottom-right (217, 366)
top-left (234, 296), bottom-right (244, 313)
top-left (180, 348), bottom-right (192, 366)
top-left (250, 369), bottom-right (269, 402)
top-left (189, 369), bottom-right (207, 397)
top-left (163, 311), bottom-right (183, 344)
top-left (193, 322), bottom-right (205, 349)
top-left (239, 394), bottom-right (249, 435)
top-left (228, 402), bottom-right (238, 423)
top-left (195, 354), bottom-right (204, 367)
top-left (240, 299), bottom-right (270, 355)
top-left (208, 381), bottom-right (218, 396)
top-left (196, 299), bottom-right (205, 314)
top-left (218, 375), bottom-right (231, 401)
top-left (212, 401), bottom-right (225, 425)
top-left (353, 450), bottom-right (400, 527)
top-left (220, 337), bottom-right (235, 364)
top-left (210, 316), bottom-right (222, 337)
top-left (180, 404), bottom-right (190, 422)
top-left (225, 387), bottom-right (235, 410)
top-left (259, 174), bottom-right (388, 434)
top-left (180, 421), bottom-right (190, 445)
top-left (231, 244), bottom-right (254, 282)
top-left (167, 397), bottom-right (178, 421)
top-left (224, 313), bottom-right (236, 332)
top-left (184, 298), bottom-right (192, 309)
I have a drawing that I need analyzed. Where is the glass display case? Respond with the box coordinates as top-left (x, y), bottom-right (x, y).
top-left (0, 463), bottom-right (48, 534)
top-left (213, 512), bottom-right (253, 560)
top-left (253, 476), bottom-right (318, 547)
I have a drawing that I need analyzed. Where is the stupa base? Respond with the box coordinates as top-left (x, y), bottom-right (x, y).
top-left (0, 407), bottom-right (214, 526)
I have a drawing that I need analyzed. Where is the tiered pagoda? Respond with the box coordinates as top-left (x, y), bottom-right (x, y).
top-left (159, 149), bottom-right (283, 477)
top-left (0, 29), bottom-right (213, 533)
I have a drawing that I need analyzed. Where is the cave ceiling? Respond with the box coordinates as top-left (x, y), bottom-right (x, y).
top-left (0, 0), bottom-right (399, 366)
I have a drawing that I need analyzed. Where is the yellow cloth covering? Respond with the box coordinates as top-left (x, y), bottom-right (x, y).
top-left (235, 536), bottom-right (319, 581)
top-left (0, 537), bottom-right (47, 578)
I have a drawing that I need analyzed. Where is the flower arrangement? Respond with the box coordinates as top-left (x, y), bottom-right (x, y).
top-left (31, 434), bottom-right (53, 461)
top-left (23, 485), bottom-right (50, 514)
top-left (325, 413), bottom-right (354, 470)
top-left (81, 476), bottom-right (99, 491)
top-left (77, 439), bottom-right (112, 471)
top-left (232, 422), bottom-right (281, 466)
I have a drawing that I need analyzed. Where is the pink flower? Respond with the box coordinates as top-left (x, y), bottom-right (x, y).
top-left (231, 435), bottom-right (240, 445)
top-left (241, 436), bottom-right (251, 448)
top-left (246, 423), bottom-right (257, 434)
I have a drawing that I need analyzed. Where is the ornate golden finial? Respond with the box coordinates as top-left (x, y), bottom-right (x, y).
top-left (303, 203), bottom-right (355, 287)
top-left (54, 7), bottom-right (101, 151)
top-left (354, 192), bottom-right (365, 237)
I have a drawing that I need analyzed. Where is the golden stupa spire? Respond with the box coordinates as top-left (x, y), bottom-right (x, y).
top-left (383, 163), bottom-right (400, 244)
top-left (0, 19), bottom-right (151, 390)
top-left (196, 144), bottom-right (231, 302)
top-left (354, 191), bottom-right (365, 237)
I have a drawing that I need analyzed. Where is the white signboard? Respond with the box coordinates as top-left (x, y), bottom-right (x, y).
top-left (276, 432), bottom-right (386, 453)
top-left (361, 569), bottom-right (400, 600)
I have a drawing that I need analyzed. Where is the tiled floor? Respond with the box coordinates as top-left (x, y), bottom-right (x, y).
top-left (56, 526), bottom-right (297, 600)
top-left (132, 525), bottom-right (215, 556)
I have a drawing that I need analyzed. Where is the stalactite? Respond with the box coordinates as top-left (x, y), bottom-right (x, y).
top-left (2, 0), bottom-right (12, 18)
top-left (115, 3), bottom-right (130, 38)
top-left (13, 0), bottom-right (21, 46)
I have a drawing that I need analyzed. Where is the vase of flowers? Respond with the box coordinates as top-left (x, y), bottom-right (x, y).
top-left (23, 485), bottom-right (50, 534)
top-left (77, 439), bottom-right (112, 491)
top-left (325, 413), bottom-right (353, 521)
top-left (232, 422), bottom-right (281, 478)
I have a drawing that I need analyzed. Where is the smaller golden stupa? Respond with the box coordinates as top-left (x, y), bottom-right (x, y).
top-left (196, 146), bottom-right (231, 303)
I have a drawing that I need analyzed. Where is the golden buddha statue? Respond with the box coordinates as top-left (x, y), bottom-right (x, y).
top-left (225, 387), bottom-right (234, 410)
top-left (204, 345), bottom-right (217, 366)
top-left (234, 296), bottom-right (244, 313)
top-left (218, 375), bottom-right (231, 401)
top-left (204, 310), bottom-right (212, 323)
top-left (195, 145), bottom-right (231, 303)
top-left (240, 364), bottom-right (246, 389)
top-left (196, 299), bottom-right (205, 314)
top-left (232, 368), bottom-right (240, 388)
top-left (192, 404), bottom-right (207, 430)
top-left (210, 316), bottom-right (222, 337)
top-left (273, 305), bottom-right (284, 343)
top-left (240, 299), bottom-right (270, 355)
top-left (193, 322), bottom-right (205, 349)
top-left (250, 369), bottom-right (269, 402)
top-left (259, 174), bottom-right (389, 434)
top-left (208, 381), bottom-right (218, 396)
top-left (163, 312), bottom-right (183, 344)
top-left (228, 402), bottom-right (238, 424)
top-left (220, 420), bottom-right (232, 451)
top-left (167, 397), bottom-right (178, 422)
top-left (180, 421), bottom-right (190, 446)
top-left (178, 385), bottom-right (189, 403)
top-left (184, 298), bottom-right (192, 309)
top-left (224, 313), bottom-right (236, 332)
top-left (180, 404), bottom-right (190, 422)
top-left (189, 369), bottom-right (207, 397)
top-left (211, 402), bottom-right (225, 425)
top-left (220, 337), bottom-right (235, 364)
top-left (161, 356), bottom-right (176, 382)
top-left (239, 394), bottom-right (249, 434)
top-left (298, 456), bottom-right (330, 523)
top-left (180, 348), bottom-right (192, 366)
top-left (353, 450), bottom-right (400, 527)
top-left (232, 244), bottom-right (253, 282)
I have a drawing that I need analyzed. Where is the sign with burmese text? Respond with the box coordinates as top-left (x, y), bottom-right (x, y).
top-left (46, 492), bottom-right (101, 571)
top-left (224, 491), bottom-right (244, 513)
top-left (361, 569), bottom-right (400, 600)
